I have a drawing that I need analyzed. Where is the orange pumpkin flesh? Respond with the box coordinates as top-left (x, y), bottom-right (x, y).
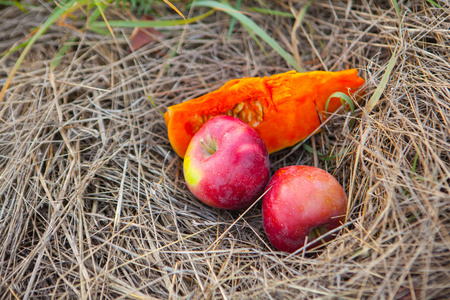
top-left (164, 69), bottom-right (365, 158)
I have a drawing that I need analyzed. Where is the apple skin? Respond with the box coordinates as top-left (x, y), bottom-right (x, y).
top-left (262, 165), bottom-right (347, 253)
top-left (183, 115), bottom-right (270, 210)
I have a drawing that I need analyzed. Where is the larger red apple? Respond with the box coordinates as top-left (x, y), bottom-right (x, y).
top-left (262, 165), bottom-right (347, 253)
top-left (183, 115), bottom-right (270, 210)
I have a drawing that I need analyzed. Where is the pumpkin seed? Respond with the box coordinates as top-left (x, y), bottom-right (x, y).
top-left (233, 102), bottom-right (244, 114)
top-left (247, 112), bottom-right (252, 123)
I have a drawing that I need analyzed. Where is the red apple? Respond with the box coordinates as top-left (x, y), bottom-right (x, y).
top-left (262, 165), bottom-right (347, 253)
top-left (183, 115), bottom-right (270, 210)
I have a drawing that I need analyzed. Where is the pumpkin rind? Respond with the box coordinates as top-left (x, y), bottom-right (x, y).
top-left (165, 69), bottom-right (365, 158)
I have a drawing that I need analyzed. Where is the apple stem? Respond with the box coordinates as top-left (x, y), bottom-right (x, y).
top-left (200, 138), bottom-right (215, 154)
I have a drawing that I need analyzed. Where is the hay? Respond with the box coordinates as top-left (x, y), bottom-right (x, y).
top-left (0, 1), bottom-right (449, 299)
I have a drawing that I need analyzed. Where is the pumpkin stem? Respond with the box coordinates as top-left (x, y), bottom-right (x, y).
top-left (200, 138), bottom-right (216, 154)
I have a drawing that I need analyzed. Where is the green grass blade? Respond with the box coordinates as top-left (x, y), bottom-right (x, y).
top-left (191, 1), bottom-right (303, 72)
top-left (425, 0), bottom-right (442, 8)
top-left (148, 95), bottom-right (164, 117)
top-left (130, 0), bottom-right (137, 10)
top-left (87, 6), bottom-right (106, 28)
top-left (89, 8), bottom-right (215, 29)
top-left (138, 0), bottom-right (148, 14)
top-left (0, 0), bottom-right (35, 9)
top-left (325, 92), bottom-right (355, 114)
top-left (0, 1), bottom-right (16, 5)
top-left (391, 0), bottom-right (401, 21)
top-left (1, 39), bottom-right (30, 58)
top-left (227, 0), bottom-right (243, 39)
top-left (291, 0), bottom-right (311, 70)
top-left (0, 0), bottom-right (91, 101)
top-left (248, 7), bottom-right (294, 18)
top-left (14, 0), bottom-right (28, 12)
top-left (302, 144), bottom-right (347, 161)
top-left (51, 36), bottom-right (78, 71)
top-left (366, 48), bottom-right (397, 114)
top-left (411, 152), bottom-right (419, 173)
top-left (241, 23), bottom-right (272, 65)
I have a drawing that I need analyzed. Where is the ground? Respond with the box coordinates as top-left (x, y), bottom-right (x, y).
top-left (0, 1), bottom-right (449, 299)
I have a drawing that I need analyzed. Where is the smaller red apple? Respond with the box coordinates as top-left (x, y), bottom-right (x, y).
top-left (262, 165), bottom-right (347, 253)
top-left (183, 115), bottom-right (270, 210)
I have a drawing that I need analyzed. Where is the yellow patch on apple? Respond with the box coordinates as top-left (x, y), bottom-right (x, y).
top-left (183, 156), bottom-right (201, 186)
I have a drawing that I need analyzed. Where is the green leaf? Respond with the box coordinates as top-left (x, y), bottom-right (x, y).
top-left (191, 1), bottom-right (303, 72)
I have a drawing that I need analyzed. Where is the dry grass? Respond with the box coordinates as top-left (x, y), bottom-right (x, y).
top-left (1, 1), bottom-right (449, 299)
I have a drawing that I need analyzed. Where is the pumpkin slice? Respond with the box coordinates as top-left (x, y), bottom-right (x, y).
top-left (164, 69), bottom-right (365, 158)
